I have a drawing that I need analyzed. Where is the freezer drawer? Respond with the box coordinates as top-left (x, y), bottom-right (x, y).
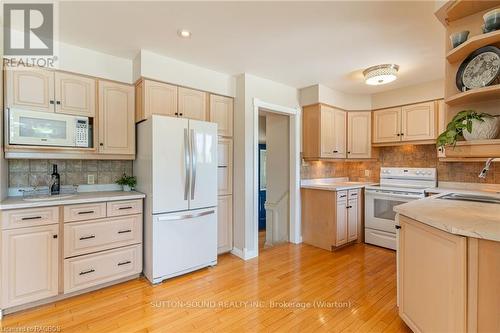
top-left (365, 228), bottom-right (396, 250)
top-left (152, 208), bottom-right (217, 283)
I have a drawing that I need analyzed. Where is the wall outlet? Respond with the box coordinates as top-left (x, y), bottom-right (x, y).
top-left (87, 174), bottom-right (95, 185)
top-left (364, 170), bottom-right (371, 177)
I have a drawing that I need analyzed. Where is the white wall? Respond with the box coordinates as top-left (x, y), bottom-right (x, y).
top-left (233, 73), bottom-right (299, 257)
top-left (58, 42), bottom-right (133, 83)
top-left (299, 84), bottom-right (372, 110)
top-left (371, 79), bottom-right (444, 109)
top-left (137, 50), bottom-right (236, 97)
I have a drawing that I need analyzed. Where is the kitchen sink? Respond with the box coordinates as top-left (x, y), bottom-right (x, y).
top-left (23, 194), bottom-right (75, 201)
top-left (438, 193), bottom-right (500, 204)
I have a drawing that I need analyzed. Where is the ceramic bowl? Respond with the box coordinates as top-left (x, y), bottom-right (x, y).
top-left (483, 8), bottom-right (500, 32)
top-left (450, 30), bottom-right (470, 48)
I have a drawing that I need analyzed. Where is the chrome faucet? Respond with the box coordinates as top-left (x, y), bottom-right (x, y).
top-left (478, 158), bottom-right (500, 179)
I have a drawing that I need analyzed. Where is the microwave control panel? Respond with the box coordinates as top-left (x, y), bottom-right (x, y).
top-left (75, 119), bottom-right (89, 147)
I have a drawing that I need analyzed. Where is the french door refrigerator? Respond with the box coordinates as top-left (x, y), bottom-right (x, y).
top-left (134, 115), bottom-right (218, 284)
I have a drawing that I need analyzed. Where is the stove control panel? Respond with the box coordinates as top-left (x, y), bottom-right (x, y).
top-left (380, 167), bottom-right (437, 179)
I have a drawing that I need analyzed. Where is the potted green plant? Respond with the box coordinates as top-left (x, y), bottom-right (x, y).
top-left (116, 173), bottom-right (136, 192)
top-left (437, 110), bottom-right (499, 148)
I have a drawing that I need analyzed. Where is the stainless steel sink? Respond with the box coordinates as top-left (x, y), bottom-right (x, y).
top-left (438, 193), bottom-right (500, 204)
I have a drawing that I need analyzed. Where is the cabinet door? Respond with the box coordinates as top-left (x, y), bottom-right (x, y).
top-left (399, 217), bottom-right (466, 333)
top-left (401, 101), bottom-right (437, 141)
top-left (335, 200), bottom-right (348, 246)
top-left (54, 72), bottom-right (96, 117)
top-left (135, 80), bottom-right (144, 122)
top-left (347, 111), bottom-right (371, 159)
top-left (178, 87), bottom-right (207, 121)
top-left (217, 138), bottom-right (233, 195)
top-left (347, 198), bottom-right (358, 242)
top-left (217, 195), bottom-right (233, 254)
top-left (373, 108), bottom-right (401, 143)
top-left (2, 224), bottom-right (59, 308)
top-left (210, 94), bottom-right (233, 137)
top-left (6, 68), bottom-right (54, 112)
top-left (333, 109), bottom-right (347, 158)
top-left (319, 105), bottom-right (346, 158)
top-left (144, 80), bottom-right (178, 119)
top-left (98, 81), bottom-right (135, 155)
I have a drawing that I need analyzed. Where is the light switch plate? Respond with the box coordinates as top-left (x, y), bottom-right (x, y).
top-left (87, 174), bottom-right (95, 185)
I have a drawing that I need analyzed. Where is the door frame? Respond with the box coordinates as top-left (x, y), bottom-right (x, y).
top-left (252, 98), bottom-right (301, 256)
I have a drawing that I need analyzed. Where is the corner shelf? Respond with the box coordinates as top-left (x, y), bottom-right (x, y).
top-left (446, 30), bottom-right (500, 63)
top-left (444, 139), bottom-right (500, 158)
top-left (445, 85), bottom-right (500, 106)
top-left (435, 0), bottom-right (500, 26)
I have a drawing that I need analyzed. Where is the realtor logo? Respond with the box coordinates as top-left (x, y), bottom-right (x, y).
top-left (4, 3), bottom-right (53, 56)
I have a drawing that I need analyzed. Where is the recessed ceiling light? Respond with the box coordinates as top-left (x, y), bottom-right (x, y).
top-left (178, 29), bottom-right (192, 38)
top-left (363, 64), bottom-right (399, 85)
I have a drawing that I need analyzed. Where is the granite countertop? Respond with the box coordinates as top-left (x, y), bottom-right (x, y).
top-left (0, 191), bottom-right (146, 210)
top-left (300, 177), bottom-right (377, 191)
top-left (395, 193), bottom-right (500, 242)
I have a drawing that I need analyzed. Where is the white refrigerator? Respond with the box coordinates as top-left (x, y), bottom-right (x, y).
top-left (134, 115), bottom-right (218, 284)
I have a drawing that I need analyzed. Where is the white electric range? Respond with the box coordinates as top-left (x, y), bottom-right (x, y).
top-left (364, 167), bottom-right (437, 250)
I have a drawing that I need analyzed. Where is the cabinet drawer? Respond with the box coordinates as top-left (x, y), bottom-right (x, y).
top-left (64, 215), bottom-right (142, 257)
top-left (64, 244), bottom-right (142, 293)
top-left (336, 191), bottom-right (348, 201)
top-left (106, 199), bottom-right (143, 217)
top-left (1, 206), bottom-right (59, 230)
top-left (64, 202), bottom-right (106, 222)
top-left (348, 189), bottom-right (360, 199)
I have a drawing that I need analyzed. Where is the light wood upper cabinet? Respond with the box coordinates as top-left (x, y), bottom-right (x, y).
top-left (6, 68), bottom-right (54, 112)
top-left (373, 107), bottom-right (401, 143)
top-left (347, 111), bottom-right (371, 158)
top-left (136, 79), bottom-right (178, 122)
top-left (98, 81), bottom-right (135, 155)
top-left (54, 72), bottom-right (96, 117)
top-left (1, 224), bottom-right (59, 308)
top-left (178, 87), bottom-right (207, 121)
top-left (210, 94), bottom-right (233, 137)
top-left (217, 195), bottom-right (233, 254)
top-left (401, 101), bottom-right (437, 141)
top-left (399, 216), bottom-right (466, 333)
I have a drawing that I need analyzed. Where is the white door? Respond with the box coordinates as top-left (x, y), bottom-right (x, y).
top-left (2, 225), bottom-right (59, 307)
top-left (373, 108), bottom-right (401, 143)
top-left (152, 116), bottom-right (190, 214)
top-left (189, 120), bottom-right (218, 210)
top-left (336, 201), bottom-right (348, 246)
top-left (347, 112), bottom-right (371, 159)
top-left (347, 198), bottom-right (358, 242)
top-left (401, 101), bottom-right (436, 141)
top-left (152, 208), bottom-right (217, 283)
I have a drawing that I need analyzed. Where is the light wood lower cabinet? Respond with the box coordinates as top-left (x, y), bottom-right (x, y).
top-left (1, 224), bottom-right (59, 308)
top-left (217, 195), bottom-right (233, 254)
top-left (302, 188), bottom-right (360, 251)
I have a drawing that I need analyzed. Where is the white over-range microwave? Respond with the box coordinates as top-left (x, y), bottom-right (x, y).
top-left (8, 108), bottom-right (91, 148)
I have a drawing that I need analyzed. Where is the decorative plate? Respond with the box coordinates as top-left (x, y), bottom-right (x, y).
top-left (456, 46), bottom-right (500, 91)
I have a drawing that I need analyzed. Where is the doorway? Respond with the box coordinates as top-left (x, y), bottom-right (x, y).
top-left (258, 110), bottom-right (290, 250)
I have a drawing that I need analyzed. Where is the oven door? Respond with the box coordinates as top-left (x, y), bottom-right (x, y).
top-left (9, 108), bottom-right (76, 147)
top-left (365, 189), bottom-right (422, 233)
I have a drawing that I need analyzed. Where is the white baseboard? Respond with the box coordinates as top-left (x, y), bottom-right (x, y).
top-left (231, 247), bottom-right (258, 260)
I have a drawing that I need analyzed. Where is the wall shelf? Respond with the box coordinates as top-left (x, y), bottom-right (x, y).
top-left (445, 85), bottom-right (500, 106)
top-left (446, 30), bottom-right (500, 63)
top-left (444, 139), bottom-right (500, 158)
top-left (435, 0), bottom-right (500, 26)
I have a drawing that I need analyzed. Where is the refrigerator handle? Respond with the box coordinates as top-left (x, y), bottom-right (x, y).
top-left (184, 128), bottom-right (190, 201)
top-left (190, 129), bottom-right (197, 200)
top-left (157, 210), bottom-right (215, 222)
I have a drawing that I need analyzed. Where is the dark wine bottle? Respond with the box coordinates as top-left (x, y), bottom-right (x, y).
top-left (50, 164), bottom-right (60, 195)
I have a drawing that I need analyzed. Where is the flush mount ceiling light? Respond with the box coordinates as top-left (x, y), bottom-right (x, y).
top-left (177, 29), bottom-right (191, 38)
top-left (363, 64), bottom-right (399, 85)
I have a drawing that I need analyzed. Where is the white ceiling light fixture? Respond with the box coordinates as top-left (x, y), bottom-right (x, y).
top-left (363, 64), bottom-right (399, 85)
top-left (177, 29), bottom-right (191, 38)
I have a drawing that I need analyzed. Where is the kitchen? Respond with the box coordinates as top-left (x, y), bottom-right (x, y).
top-left (0, 1), bottom-right (499, 332)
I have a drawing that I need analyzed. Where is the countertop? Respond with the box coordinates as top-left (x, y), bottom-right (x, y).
top-left (0, 191), bottom-right (145, 210)
top-left (300, 178), bottom-right (376, 191)
top-left (395, 192), bottom-right (500, 242)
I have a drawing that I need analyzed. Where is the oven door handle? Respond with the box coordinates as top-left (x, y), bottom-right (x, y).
top-left (366, 191), bottom-right (423, 200)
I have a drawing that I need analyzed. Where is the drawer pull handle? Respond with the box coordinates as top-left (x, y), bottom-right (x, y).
top-left (78, 210), bottom-right (95, 215)
top-left (79, 235), bottom-right (96, 240)
top-left (117, 260), bottom-right (131, 266)
top-left (118, 206), bottom-right (133, 210)
top-left (79, 269), bottom-right (95, 275)
top-left (218, 166), bottom-right (227, 168)
top-left (118, 229), bottom-right (132, 234)
top-left (21, 216), bottom-right (42, 221)
top-left (339, 195), bottom-right (346, 198)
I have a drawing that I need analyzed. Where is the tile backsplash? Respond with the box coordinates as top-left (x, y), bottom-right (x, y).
top-left (9, 160), bottom-right (133, 187)
top-left (301, 144), bottom-right (500, 184)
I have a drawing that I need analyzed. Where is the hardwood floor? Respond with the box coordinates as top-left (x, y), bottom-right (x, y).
top-left (1, 243), bottom-right (411, 333)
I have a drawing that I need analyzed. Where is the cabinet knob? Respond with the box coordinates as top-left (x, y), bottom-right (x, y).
top-left (179, 113), bottom-right (183, 116)
top-left (175, 112), bottom-right (179, 116)
top-left (333, 150), bottom-right (339, 153)
top-left (56, 101), bottom-right (61, 105)
top-left (396, 133), bottom-right (400, 136)
top-left (347, 151), bottom-right (351, 154)
top-left (100, 143), bottom-right (104, 146)
top-left (53, 234), bottom-right (58, 239)
top-left (49, 100), bottom-right (55, 105)
top-left (395, 225), bottom-right (401, 230)
top-left (400, 133), bottom-right (404, 136)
